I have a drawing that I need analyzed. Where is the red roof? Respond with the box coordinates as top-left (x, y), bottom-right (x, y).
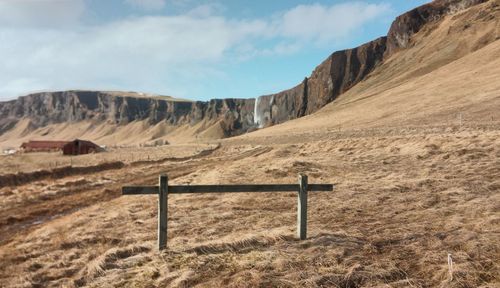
top-left (20, 140), bottom-right (70, 149)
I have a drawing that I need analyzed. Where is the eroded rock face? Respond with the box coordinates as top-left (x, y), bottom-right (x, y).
top-left (385, 0), bottom-right (488, 56)
top-left (254, 37), bottom-right (387, 127)
top-left (254, 80), bottom-right (307, 128)
top-left (0, 91), bottom-right (256, 137)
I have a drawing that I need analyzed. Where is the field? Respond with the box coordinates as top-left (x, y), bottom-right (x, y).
top-left (0, 124), bottom-right (498, 287)
top-left (0, 2), bottom-right (499, 287)
top-left (0, 143), bottom-right (213, 174)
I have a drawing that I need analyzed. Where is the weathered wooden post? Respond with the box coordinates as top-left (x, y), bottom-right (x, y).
top-left (298, 174), bottom-right (308, 240)
top-left (158, 175), bottom-right (168, 250)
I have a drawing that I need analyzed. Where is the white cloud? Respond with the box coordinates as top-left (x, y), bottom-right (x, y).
top-left (0, 14), bottom-right (266, 98)
top-left (125, 0), bottom-right (167, 11)
top-left (185, 3), bottom-right (225, 18)
top-left (0, 1), bottom-right (392, 99)
top-left (279, 2), bottom-right (391, 44)
top-left (0, 0), bottom-right (85, 28)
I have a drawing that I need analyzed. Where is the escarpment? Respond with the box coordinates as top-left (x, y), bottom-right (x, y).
top-left (254, 37), bottom-right (388, 127)
top-left (0, 0), bottom-right (491, 141)
top-left (385, 0), bottom-right (489, 56)
top-left (253, 0), bottom-right (492, 127)
top-left (0, 91), bottom-right (256, 137)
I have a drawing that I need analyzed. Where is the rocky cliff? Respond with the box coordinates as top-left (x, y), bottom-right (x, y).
top-left (254, 37), bottom-right (387, 127)
top-left (0, 0), bottom-right (488, 140)
top-left (253, 0), bottom-right (490, 127)
top-left (0, 91), bottom-right (256, 137)
top-left (385, 0), bottom-right (488, 56)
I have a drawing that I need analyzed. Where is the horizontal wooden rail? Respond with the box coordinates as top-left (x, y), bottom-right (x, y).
top-left (123, 184), bottom-right (333, 195)
top-left (123, 186), bottom-right (158, 195)
top-left (122, 174), bottom-right (334, 250)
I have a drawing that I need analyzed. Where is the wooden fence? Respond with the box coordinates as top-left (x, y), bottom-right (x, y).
top-left (122, 174), bottom-right (334, 250)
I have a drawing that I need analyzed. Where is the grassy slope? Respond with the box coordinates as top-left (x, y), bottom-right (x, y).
top-left (243, 2), bottom-right (500, 138)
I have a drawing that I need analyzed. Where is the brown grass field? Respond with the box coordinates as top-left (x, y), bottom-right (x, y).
top-left (0, 143), bottom-right (214, 174)
top-left (0, 124), bottom-right (499, 287)
top-left (0, 1), bottom-right (499, 287)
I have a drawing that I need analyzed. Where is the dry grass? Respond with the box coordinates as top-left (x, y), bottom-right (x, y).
top-left (0, 143), bottom-right (213, 174)
top-left (0, 2), bottom-right (499, 287)
top-left (0, 125), bottom-right (498, 287)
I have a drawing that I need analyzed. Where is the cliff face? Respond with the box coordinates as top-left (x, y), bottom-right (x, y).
top-left (385, 0), bottom-right (488, 56)
top-left (254, 37), bottom-right (387, 127)
top-left (0, 91), bottom-right (256, 137)
top-left (254, 0), bottom-right (489, 128)
top-left (0, 0), bottom-right (487, 140)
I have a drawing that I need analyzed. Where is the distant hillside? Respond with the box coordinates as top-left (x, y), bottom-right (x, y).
top-left (0, 0), bottom-right (496, 148)
top-left (242, 0), bottom-right (499, 139)
top-left (0, 90), bottom-right (255, 147)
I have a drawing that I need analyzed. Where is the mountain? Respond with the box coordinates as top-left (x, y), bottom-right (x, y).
top-left (0, 0), bottom-right (497, 148)
top-left (0, 90), bottom-right (255, 145)
top-left (243, 0), bottom-right (499, 139)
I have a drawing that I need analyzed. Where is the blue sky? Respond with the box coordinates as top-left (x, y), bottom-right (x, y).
top-left (0, 0), bottom-right (429, 101)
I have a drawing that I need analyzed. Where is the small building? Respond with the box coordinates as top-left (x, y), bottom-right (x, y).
top-left (19, 139), bottom-right (101, 155)
top-left (20, 140), bottom-right (70, 152)
top-left (62, 139), bottom-right (101, 155)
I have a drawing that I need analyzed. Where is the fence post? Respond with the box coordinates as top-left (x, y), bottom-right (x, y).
top-left (158, 174), bottom-right (168, 250)
top-left (298, 174), bottom-right (308, 240)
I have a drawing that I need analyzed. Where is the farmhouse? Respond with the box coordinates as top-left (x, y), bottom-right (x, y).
top-left (62, 139), bottom-right (101, 155)
top-left (20, 139), bottom-right (101, 155)
top-left (20, 140), bottom-right (69, 152)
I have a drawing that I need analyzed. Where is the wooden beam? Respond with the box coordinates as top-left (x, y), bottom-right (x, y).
top-left (122, 186), bottom-right (158, 195)
top-left (298, 174), bottom-right (308, 240)
top-left (308, 184), bottom-right (334, 191)
top-left (168, 184), bottom-right (333, 193)
top-left (122, 184), bottom-right (333, 195)
top-left (158, 175), bottom-right (168, 250)
top-left (168, 184), bottom-right (298, 193)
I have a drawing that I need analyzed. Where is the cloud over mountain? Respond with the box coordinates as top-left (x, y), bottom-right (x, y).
top-left (0, 1), bottom-right (391, 99)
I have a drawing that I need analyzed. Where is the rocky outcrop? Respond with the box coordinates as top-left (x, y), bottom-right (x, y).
top-left (254, 80), bottom-right (307, 128)
top-left (0, 91), bottom-right (256, 137)
top-left (385, 0), bottom-right (488, 56)
top-left (255, 37), bottom-right (387, 127)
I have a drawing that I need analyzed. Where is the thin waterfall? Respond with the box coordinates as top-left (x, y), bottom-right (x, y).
top-left (254, 95), bottom-right (274, 129)
top-left (254, 96), bottom-right (262, 128)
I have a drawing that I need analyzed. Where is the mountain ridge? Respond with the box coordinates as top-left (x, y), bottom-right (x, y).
top-left (0, 0), bottom-right (494, 147)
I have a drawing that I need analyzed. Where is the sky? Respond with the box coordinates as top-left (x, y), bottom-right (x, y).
top-left (0, 0), bottom-right (429, 101)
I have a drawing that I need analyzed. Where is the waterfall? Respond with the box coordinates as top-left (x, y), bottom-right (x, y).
top-left (254, 95), bottom-right (274, 129)
top-left (254, 96), bottom-right (262, 128)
